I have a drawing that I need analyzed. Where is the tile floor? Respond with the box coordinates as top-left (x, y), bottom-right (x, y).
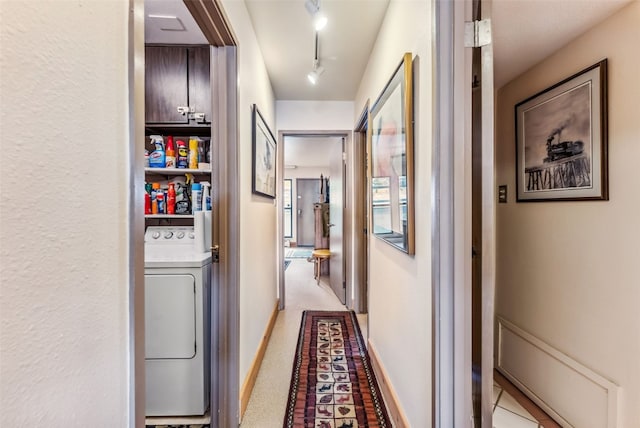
top-left (493, 371), bottom-right (562, 428)
top-left (493, 379), bottom-right (541, 427)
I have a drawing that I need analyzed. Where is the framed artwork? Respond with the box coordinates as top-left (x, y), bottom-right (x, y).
top-left (515, 59), bottom-right (608, 202)
top-left (252, 104), bottom-right (277, 199)
top-left (369, 52), bottom-right (414, 254)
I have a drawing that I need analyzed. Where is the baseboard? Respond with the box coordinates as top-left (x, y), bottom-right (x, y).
top-left (239, 300), bottom-right (280, 420)
top-left (497, 316), bottom-right (619, 428)
top-left (367, 339), bottom-right (411, 428)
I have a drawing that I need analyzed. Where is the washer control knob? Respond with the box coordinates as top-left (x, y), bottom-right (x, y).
top-left (152, 231), bottom-right (160, 239)
top-left (176, 231), bottom-right (185, 239)
top-left (188, 232), bottom-right (195, 239)
top-left (164, 231), bottom-right (173, 239)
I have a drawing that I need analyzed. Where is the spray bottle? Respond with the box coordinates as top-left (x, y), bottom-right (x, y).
top-left (148, 135), bottom-right (166, 168)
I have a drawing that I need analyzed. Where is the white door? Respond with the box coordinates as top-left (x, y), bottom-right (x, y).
top-left (329, 138), bottom-right (345, 304)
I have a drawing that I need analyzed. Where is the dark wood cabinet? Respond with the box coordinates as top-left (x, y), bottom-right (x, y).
top-left (145, 45), bottom-right (211, 125)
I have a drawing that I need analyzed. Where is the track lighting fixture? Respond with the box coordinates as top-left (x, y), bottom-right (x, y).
top-left (304, 0), bottom-right (328, 31)
top-left (306, 32), bottom-right (324, 85)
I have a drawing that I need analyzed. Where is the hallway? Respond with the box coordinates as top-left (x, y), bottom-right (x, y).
top-left (238, 259), bottom-right (560, 428)
top-left (240, 258), bottom-right (366, 427)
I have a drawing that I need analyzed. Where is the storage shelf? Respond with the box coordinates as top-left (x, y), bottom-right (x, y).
top-left (145, 123), bottom-right (211, 136)
top-left (145, 214), bottom-right (194, 219)
top-left (145, 167), bottom-right (211, 175)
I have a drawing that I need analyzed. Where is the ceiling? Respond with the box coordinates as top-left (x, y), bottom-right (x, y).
top-left (146, 0), bottom-right (632, 97)
top-left (145, 0), bottom-right (632, 167)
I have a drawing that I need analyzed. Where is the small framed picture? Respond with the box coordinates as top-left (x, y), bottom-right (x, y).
top-left (252, 104), bottom-right (277, 199)
top-left (515, 59), bottom-right (608, 202)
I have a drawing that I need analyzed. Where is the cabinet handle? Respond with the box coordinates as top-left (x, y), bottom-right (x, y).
top-left (177, 106), bottom-right (191, 115)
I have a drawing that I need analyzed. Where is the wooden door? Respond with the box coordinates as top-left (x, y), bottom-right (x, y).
top-left (329, 139), bottom-right (345, 304)
top-left (145, 46), bottom-right (189, 124)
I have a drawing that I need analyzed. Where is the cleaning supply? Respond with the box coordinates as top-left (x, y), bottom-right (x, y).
top-left (165, 136), bottom-right (176, 169)
top-left (156, 189), bottom-right (165, 214)
top-left (144, 183), bottom-right (152, 214)
top-left (167, 183), bottom-right (176, 214)
top-left (151, 182), bottom-right (160, 214)
top-left (201, 181), bottom-right (211, 211)
top-left (188, 138), bottom-right (199, 169)
top-left (148, 135), bottom-right (166, 168)
top-left (191, 182), bottom-right (202, 213)
top-left (176, 139), bottom-right (188, 168)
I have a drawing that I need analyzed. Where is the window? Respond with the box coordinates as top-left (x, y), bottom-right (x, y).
top-left (284, 179), bottom-right (293, 238)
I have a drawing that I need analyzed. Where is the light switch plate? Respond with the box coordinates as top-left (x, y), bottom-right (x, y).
top-left (498, 185), bottom-right (507, 203)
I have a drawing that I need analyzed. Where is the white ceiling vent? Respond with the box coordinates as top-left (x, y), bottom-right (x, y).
top-left (148, 15), bottom-right (186, 32)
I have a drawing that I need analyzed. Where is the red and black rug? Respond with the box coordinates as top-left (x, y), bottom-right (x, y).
top-left (283, 311), bottom-right (391, 428)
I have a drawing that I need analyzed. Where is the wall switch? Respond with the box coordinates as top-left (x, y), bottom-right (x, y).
top-left (498, 185), bottom-right (507, 203)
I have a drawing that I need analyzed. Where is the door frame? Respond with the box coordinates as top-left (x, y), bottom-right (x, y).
top-left (431, 0), bottom-right (495, 426)
top-left (353, 103), bottom-right (369, 314)
top-left (277, 130), bottom-right (352, 311)
top-left (129, 0), bottom-right (239, 426)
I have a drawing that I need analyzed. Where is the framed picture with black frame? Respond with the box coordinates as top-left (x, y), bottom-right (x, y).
top-left (252, 104), bottom-right (277, 199)
top-left (515, 59), bottom-right (608, 202)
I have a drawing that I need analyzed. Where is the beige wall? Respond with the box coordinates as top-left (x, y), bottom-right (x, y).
top-left (495, 2), bottom-right (640, 426)
top-left (0, 0), bottom-right (133, 425)
top-left (353, 1), bottom-right (433, 425)
top-left (220, 0), bottom-right (279, 399)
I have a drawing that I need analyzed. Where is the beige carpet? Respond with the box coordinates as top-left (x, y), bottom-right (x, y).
top-left (240, 258), bottom-right (367, 428)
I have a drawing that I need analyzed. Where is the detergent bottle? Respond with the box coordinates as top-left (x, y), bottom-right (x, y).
top-left (165, 136), bottom-right (176, 168)
top-left (148, 135), bottom-right (166, 168)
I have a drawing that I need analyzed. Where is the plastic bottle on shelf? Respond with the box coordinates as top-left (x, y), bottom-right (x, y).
top-left (201, 181), bottom-right (211, 211)
top-left (191, 182), bottom-right (202, 214)
top-left (188, 138), bottom-right (199, 169)
top-left (151, 182), bottom-right (160, 214)
top-left (145, 183), bottom-right (152, 214)
top-left (176, 139), bottom-right (188, 168)
top-left (167, 183), bottom-right (176, 214)
top-left (148, 135), bottom-right (166, 168)
top-left (165, 136), bottom-right (176, 169)
top-left (156, 189), bottom-right (165, 214)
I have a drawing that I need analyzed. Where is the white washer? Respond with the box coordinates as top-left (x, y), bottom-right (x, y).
top-left (144, 226), bottom-right (211, 417)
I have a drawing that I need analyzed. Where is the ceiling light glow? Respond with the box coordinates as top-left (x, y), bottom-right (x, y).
top-left (314, 15), bottom-right (328, 31)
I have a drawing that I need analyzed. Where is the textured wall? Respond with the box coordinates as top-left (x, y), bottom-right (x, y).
top-left (353, 1), bottom-right (433, 425)
top-left (495, 2), bottom-right (640, 426)
top-left (0, 0), bottom-right (132, 425)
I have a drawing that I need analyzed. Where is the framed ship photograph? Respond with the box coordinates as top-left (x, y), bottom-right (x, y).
top-left (515, 59), bottom-right (608, 202)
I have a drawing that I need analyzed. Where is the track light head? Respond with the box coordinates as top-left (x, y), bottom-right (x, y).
top-left (307, 65), bottom-right (324, 85)
top-left (304, 0), bottom-right (319, 15)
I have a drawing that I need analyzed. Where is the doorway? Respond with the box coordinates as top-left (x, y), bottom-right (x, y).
top-left (278, 132), bottom-right (349, 309)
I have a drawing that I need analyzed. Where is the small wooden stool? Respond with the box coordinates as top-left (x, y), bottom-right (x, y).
top-left (311, 249), bottom-right (330, 285)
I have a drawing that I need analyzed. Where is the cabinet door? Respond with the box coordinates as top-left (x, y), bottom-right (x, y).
top-left (188, 46), bottom-right (211, 124)
top-left (145, 46), bottom-right (189, 124)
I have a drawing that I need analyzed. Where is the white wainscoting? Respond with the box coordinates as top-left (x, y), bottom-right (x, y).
top-left (496, 317), bottom-right (620, 428)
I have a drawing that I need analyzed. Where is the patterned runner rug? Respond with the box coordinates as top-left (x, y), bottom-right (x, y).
top-left (283, 311), bottom-right (391, 428)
